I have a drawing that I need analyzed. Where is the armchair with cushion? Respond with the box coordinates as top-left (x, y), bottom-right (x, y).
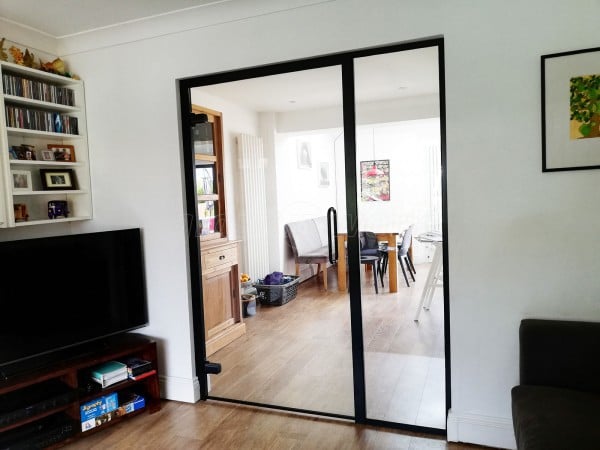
top-left (511, 318), bottom-right (600, 450)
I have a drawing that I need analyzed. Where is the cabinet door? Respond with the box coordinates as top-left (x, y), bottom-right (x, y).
top-left (203, 265), bottom-right (236, 339)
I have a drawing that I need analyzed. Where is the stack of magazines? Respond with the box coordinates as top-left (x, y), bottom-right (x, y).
top-left (90, 361), bottom-right (128, 388)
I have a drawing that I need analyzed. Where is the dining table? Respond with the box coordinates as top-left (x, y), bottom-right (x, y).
top-left (336, 232), bottom-right (399, 293)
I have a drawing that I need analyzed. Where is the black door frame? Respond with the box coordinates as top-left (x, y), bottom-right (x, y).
top-left (178, 36), bottom-right (449, 435)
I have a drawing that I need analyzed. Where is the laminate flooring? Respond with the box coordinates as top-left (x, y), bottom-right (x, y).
top-left (63, 264), bottom-right (490, 450)
top-left (65, 400), bottom-right (494, 449)
top-left (210, 262), bottom-right (446, 428)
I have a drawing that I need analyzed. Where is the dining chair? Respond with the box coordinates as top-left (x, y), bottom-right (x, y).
top-left (359, 231), bottom-right (384, 292)
top-left (397, 225), bottom-right (416, 287)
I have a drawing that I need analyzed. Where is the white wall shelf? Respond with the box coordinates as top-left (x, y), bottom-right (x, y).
top-left (14, 216), bottom-right (92, 227)
top-left (3, 94), bottom-right (80, 113)
top-left (0, 60), bottom-right (92, 227)
top-left (6, 127), bottom-right (82, 140)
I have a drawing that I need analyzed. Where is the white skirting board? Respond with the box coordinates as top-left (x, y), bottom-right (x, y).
top-left (446, 409), bottom-right (516, 449)
top-left (159, 374), bottom-right (201, 403)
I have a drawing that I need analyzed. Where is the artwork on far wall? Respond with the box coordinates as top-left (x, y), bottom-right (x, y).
top-left (542, 46), bottom-right (600, 172)
top-left (297, 140), bottom-right (312, 169)
top-left (318, 162), bottom-right (330, 187)
top-left (360, 159), bottom-right (390, 201)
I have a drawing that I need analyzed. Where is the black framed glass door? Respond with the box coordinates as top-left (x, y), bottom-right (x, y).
top-left (178, 37), bottom-right (448, 432)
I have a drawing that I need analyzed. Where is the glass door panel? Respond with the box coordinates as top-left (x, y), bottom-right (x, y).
top-left (353, 47), bottom-right (446, 429)
top-left (190, 65), bottom-right (354, 416)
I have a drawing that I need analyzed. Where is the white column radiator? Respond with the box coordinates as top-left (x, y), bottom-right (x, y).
top-left (237, 134), bottom-right (270, 280)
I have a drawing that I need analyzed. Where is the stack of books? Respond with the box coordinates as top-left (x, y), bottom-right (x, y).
top-left (89, 361), bottom-right (128, 388)
top-left (119, 357), bottom-right (156, 381)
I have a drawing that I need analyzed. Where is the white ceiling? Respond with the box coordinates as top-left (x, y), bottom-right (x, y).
top-left (0, 1), bottom-right (439, 112)
top-left (194, 47), bottom-right (439, 112)
top-left (0, 0), bottom-right (226, 37)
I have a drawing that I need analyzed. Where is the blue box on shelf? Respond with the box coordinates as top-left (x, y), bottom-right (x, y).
top-left (80, 392), bottom-right (118, 432)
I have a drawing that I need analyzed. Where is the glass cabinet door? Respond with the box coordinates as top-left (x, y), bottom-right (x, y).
top-left (191, 108), bottom-right (226, 240)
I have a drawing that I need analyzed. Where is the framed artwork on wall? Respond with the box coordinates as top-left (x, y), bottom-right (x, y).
top-left (319, 162), bottom-right (330, 187)
top-left (360, 160), bottom-right (390, 201)
top-left (542, 46), bottom-right (600, 172)
top-left (297, 141), bottom-right (312, 169)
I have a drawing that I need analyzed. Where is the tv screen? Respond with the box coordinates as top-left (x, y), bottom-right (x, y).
top-left (0, 228), bottom-right (148, 374)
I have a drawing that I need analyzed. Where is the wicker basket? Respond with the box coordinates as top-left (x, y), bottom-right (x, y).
top-left (254, 275), bottom-right (300, 306)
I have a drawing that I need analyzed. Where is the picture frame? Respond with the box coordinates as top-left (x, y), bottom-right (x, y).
top-left (542, 46), bottom-right (600, 171)
top-left (360, 160), bottom-right (390, 201)
top-left (296, 141), bottom-right (312, 169)
top-left (47, 144), bottom-right (76, 162)
top-left (11, 170), bottom-right (32, 192)
top-left (40, 168), bottom-right (77, 190)
top-left (318, 162), bottom-right (330, 187)
top-left (39, 149), bottom-right (55, 161)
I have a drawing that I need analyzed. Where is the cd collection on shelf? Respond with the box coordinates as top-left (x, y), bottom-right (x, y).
top-left (5, 105), bottom-right (79, 134)
top-left (2, 73), bottom-right (75, 106)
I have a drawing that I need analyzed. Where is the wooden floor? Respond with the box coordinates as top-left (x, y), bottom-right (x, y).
top-left (65, 399), bottom-right (493, 449)
top-left (63, 264), bottom-right (490, 449)
top-left (210, 263), bottom-right (446, 427)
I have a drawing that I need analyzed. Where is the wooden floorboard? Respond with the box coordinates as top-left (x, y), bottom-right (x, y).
top-left (62, 264), bottom-right (496, 449)
top-left (210, 263), bottom-right (446, 426)
top-left (64, 400), bottom-right (496, 449)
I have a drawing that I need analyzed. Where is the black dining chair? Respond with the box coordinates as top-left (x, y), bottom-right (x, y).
top-left (397, 225), bottom-right (416, 286)
top-left (359, 231), bottom-right (384, 292)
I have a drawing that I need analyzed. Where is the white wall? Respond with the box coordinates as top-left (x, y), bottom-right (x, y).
top-left (4, 1), bottom-right (600, 447)
top-left (275, 131), bottom-right (338, 276)
top-left (356, 119), bottom-right (441, 264)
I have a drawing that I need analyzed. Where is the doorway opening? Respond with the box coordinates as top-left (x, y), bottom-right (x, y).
top-left (178, 37), bottom-right (449, 433)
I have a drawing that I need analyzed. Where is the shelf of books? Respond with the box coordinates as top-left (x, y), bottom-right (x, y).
top-left (0, 60), bottom-right (92, 228)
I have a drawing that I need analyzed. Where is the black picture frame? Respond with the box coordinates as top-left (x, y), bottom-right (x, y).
top-left (40, 168), bottom-right (77, 190)
top-left (542, 46), bottom-right (600, 172)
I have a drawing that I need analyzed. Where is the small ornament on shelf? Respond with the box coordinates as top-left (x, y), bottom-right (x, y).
top-left (23, 49), bottom-right (35, 68)
top-left (14, 204), bottom-right (28, 222)
top-left (48, 200), bottom-right (69, 219)
top-left (38, 56), bottom-right (79, 79)
top-left (9, 46), bottom-right (24, 65)
top-left (0, 37), bottom-right (8, 61)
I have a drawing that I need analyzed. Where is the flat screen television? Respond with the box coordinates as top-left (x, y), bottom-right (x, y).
top-left (0, 228), bottom-right (148, 378)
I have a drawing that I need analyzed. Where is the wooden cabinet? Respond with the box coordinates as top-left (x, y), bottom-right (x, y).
top-left (191, 105), bottom-right (226, 241)
top-left (202, 240), bottom-right (245, 356)
top-left (0, 334), bottom-right (160, 448)
top-left (0, 60), bottom-right (92, 227)
top-left (191, 105), bottom-right (245, 356)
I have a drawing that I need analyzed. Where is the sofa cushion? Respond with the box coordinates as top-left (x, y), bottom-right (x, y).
top-left (284, 217), bottom-right (330, 264)
top-left (285, 220), bottom-right (322, 257)
top-left (519, 319), bottom-right (600, 393)
top-left (511, 385), bottom-right (600, 450)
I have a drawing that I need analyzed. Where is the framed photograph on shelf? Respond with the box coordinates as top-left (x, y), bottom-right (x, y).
top-left (11, 170), bottom-right (33, 192)
top-left (40, 168), bottom-right (77, 190)
top-left (47, 144), bottom-right (76, 162)
top-left (39, 149), bottom-right (55, 161)
top-left (542, 46), bottom-right (600, 171)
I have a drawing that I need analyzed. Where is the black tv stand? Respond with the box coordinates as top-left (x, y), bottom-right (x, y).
top-left (0, 334), bottom-right (161, 448)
